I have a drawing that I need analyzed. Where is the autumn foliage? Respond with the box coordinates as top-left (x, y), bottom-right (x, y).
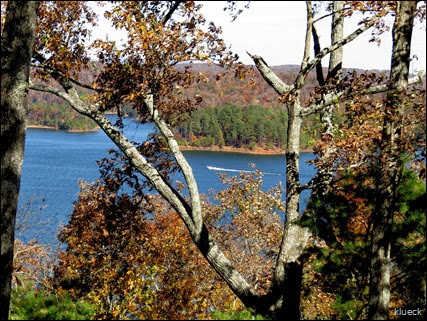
top-left (298, 71), bottom-right (426, 319)
top-left (49, 152), bottom-right (293, 319)
top-left (205, 167), bottom-right (285, 295)
top-left (52, 173), bottom-right (239, 319)
top-left (3, 1), bottom-right (426, 319)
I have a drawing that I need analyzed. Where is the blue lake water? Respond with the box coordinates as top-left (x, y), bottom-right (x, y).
top-left (17, 116), bottom-right (316, 246)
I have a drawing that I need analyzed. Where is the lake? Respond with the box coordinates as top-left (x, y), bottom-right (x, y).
top-left (17, 116), bottom-right (316, 246)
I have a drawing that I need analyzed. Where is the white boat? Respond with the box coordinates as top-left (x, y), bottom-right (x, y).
top-left (206, 165), bottom-right (283, 176)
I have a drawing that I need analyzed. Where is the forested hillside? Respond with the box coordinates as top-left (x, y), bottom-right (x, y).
top-left (28, 63), bottom-right (397, 150)
top-left (26, 62), bottom-right (340, 142)
top-left (175, 104), bottom-right (289, 150)
top-left (28, 62), bottom-right (339, 109)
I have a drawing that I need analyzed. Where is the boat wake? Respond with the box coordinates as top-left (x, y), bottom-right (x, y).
top-left (206, 165), bottom-right (283, 176)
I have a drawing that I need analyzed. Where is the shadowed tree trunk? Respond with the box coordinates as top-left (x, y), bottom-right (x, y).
top-left (311, 1), bottom-right (344, 197)
top-left (368, 2), bottom-right (417, 319)
top-left (1, 2), bottom-right (37, 319)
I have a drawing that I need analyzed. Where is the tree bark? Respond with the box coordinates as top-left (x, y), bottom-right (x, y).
top-left (29, 80), bottom-right (262, 310)
top-left (268, 3), bottom-right (315, 319)
top-left (368, 2), bottom-right (417, 320)
top-left (0, 2), bottom-right (37, 319)
top-left (327, 1), bottom-right (344, 81)
top-left (317, 0), bottom-right (344, 195)
top-left (249, 1), bottom-right (397, 318)
top-left (24, 1), bottom-right (421, 319)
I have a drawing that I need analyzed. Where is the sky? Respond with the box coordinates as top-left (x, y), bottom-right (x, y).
top-left (92, 1), bottom-right (426, 72)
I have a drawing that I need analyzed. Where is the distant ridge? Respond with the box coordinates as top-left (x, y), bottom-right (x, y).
top-left (29, 61), bottom-right (419, 112)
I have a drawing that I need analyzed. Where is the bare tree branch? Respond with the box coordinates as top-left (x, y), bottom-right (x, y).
top-left (312, 5), bottom-right (352, 24)
top-left (31, 54), bottom-right (97, 92)
top-left (326, 1), bottom-right (344, 82)
top-left (161, 1), bottom-right (183, 25)
top-left (28, 82), bottom-right (195, 226)
top-left (144, 93), bottom-right (203, 239)
top-left (300, 1), bottom-right (314, 73)
top-left (301, 71), bottom-right (425, 117)
top-left (29, 78), bottom-right (261, 309)
top-left (312, 24), bottom-right (325, 86)
top-left (295, 13), bottom-right (381, 89)
top-left (246, 52), bottom-right (293, 95)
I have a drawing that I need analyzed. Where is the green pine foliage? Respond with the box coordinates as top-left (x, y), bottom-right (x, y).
top-left (176, 104), bottom-right (289, 150)
top-left (9, 283), bottom-right (95, 320)
top-left (393, 169), bottom-right (426, 311)
top-left (302, 167), bottom-right (426, 319)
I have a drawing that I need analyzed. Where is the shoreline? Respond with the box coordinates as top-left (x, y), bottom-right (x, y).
top-left (26, 125), bottom-right (312, 154)
top-left (178, 145), bottom-right (286, 155)
top-left (178, 145), bottom-right (312, 155)
top-left (26, 124), bottom-right (100, 133)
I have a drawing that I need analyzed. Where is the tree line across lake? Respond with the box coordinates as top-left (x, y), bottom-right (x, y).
top-left (176, 104), bottom-right (289, 150)
top-left (27, 101), bottom-right (318, 151)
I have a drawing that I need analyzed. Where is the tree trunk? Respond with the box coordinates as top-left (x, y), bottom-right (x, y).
top-left (313, 1), bottom-right (344, 195)
top-left (368, 2), bottom-right (417, 319)
top-left (278, 98), bottom-right (310, 319)
top-left (25, 1), bottom-right (420, 319)
top-left (327, 1), bottom-right (344, 81)
top-left (268, 5), bottom-right (315, 317)
top-left (0, 2), bottom-right (37, 319)
top-left (28, 81), bottom-right (262, 310)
